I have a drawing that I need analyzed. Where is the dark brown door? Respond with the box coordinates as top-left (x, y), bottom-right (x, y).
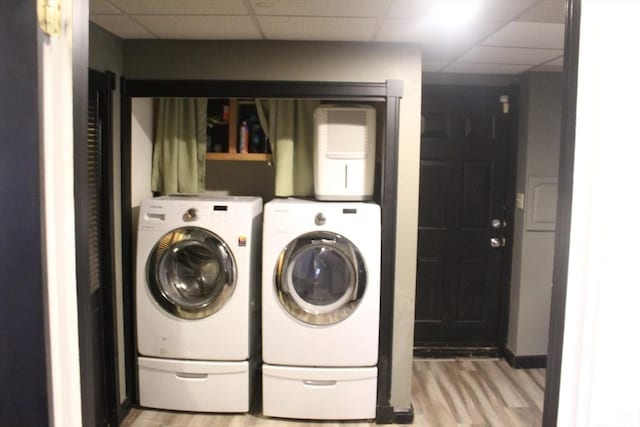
top-left (414, 85), bottom-right (514, 347)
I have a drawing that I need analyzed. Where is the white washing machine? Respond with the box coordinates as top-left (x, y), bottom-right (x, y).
top-left (261, 198), bottom-right (380, 420)
top-left (136, 195), bottom-right (262, 413)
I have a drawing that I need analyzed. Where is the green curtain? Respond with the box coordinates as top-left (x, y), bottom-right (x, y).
top-left (256, 99), bottom-right (320, 197)
top-left (151, 98), bottom-right (207, 194)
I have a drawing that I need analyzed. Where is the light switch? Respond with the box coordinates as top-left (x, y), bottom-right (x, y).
top-left (516, 192), bottom-right (525, 210)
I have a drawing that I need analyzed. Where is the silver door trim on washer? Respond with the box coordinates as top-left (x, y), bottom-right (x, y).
top-left (147, 226), bottom-right (237, 320)
top-left (274, 231), bottom-right (367, 325)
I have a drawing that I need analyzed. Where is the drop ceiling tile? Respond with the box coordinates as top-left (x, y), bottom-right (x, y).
top-left (519, 0), bottom-right (565, 23)
top-left (375, 18), bottom-right (429, 42)
top-left (386, 0), bottom-right (433, 18)
top-left (377, 18), bottom-right (502, 45)
top-left (90, 15), bottom-right (156, 38)
top-left (482, 22), bottom-right (564, 49)
top-left (378, 19), bottom-right (505, 66)
top-left (531, 55), bottom-right (563, 71)
top-left (135, 15), bottom-right (260, 39)
top-left (250, 0), bottom-right (389, 17)
top-left (107, 0), bottom-right (248, 15)
top-left (422, 60), bottom-right (449, 72)
top-left (258, 16), bottom-right (377, 41)
top-left (532, 64), bottom-right (563, 72)
top-left (459, 46), bottom-right (562, 65)
top-left (545, 56), bottom-right (564, 66)
top-left (387, 0), bottom-right (541, 26)
top-left (444, 62), bottom-right (531, 74)
top-left (389, 0), bottom-right (538, 20)
top-left (90, 0), bottom-right (121, 15)
top-left (477, 0), bottom-right (539, 21)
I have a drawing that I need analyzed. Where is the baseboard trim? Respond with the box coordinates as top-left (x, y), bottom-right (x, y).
top-left (393, 405), bottom-right (415, 424)
top-left (504, 348), bottom-right (547, 369)
top-left (414, 346), bottom-right (502, 359)
top-left (376, 404), bottom-right (415, 424)
top-left (116, 397), bottom-right (131, 425)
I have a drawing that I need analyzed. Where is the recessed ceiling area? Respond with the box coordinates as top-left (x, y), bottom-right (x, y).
top-left (89, 0), bottom-right (565, 74)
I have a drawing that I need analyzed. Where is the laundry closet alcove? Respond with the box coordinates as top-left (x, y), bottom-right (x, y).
top-left (120, 79), bottom-right (404, 423)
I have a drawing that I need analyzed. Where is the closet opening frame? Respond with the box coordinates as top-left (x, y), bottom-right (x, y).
top-left (120, 79), bottom-right (406, 423)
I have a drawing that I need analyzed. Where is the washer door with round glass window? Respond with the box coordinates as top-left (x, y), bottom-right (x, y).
top-left (147, 227), bottom-right (237, 320)
top-left (275, 231), bottom-right (367, 326)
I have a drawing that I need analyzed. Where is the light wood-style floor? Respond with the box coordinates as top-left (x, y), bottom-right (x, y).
top-left (122, 358), bottom-right (545, 427)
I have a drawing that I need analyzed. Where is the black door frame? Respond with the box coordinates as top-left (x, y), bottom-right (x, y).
top-left (119, 79), bottom-right (405, 423)
top-left (542, 0), bottom-right (581, 425)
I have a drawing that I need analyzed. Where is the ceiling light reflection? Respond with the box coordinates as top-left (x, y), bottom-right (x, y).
top-left (427, 0), bottom-right (482, 29)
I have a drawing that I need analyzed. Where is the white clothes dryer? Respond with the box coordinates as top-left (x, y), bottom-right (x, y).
top-left (136, 195), bottom-right (261, 413)
top-left (261, 198), bottom-right (380, 420)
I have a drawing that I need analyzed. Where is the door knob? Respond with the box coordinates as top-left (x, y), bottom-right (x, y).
top-left (491, 218), bottom-right (506, 229)
top-left (490, 237), bottom-right (506, 248)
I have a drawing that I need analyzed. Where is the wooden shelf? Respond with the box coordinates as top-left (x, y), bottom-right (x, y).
top-left (206, 152), bottom-right (271, 162)
top-left (206, 98), bottom-right (270, 162)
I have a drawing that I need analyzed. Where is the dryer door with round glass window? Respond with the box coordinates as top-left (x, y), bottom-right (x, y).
top-left (275, 231), bottom-right (367, 325)
top-left (147, 227), bottom-right (237, 320)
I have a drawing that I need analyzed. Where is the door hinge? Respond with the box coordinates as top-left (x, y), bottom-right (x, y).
top-left (38, 0), bottom-right (61, 37)
top-left (500, 95), bottom-right (509, 114)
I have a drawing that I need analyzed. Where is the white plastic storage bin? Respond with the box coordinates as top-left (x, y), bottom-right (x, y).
top-left (262, 364), bottom-right (377, 420)
top-left (314, 105), bottom-right (376, 201)
top-left (138, 357), bottom-right (250, 413)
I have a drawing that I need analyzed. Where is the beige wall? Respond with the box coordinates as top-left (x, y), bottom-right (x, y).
top-left (130, 99), bottom-right (154, 209)
top-left (204, 161), bottom-right (276, 201)
top-left (123, 40), bottom-right (422, 408)
top-left (423, 71), bottom-right (521, 87)
top-left (508, 72), bottom-right (562, 356)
